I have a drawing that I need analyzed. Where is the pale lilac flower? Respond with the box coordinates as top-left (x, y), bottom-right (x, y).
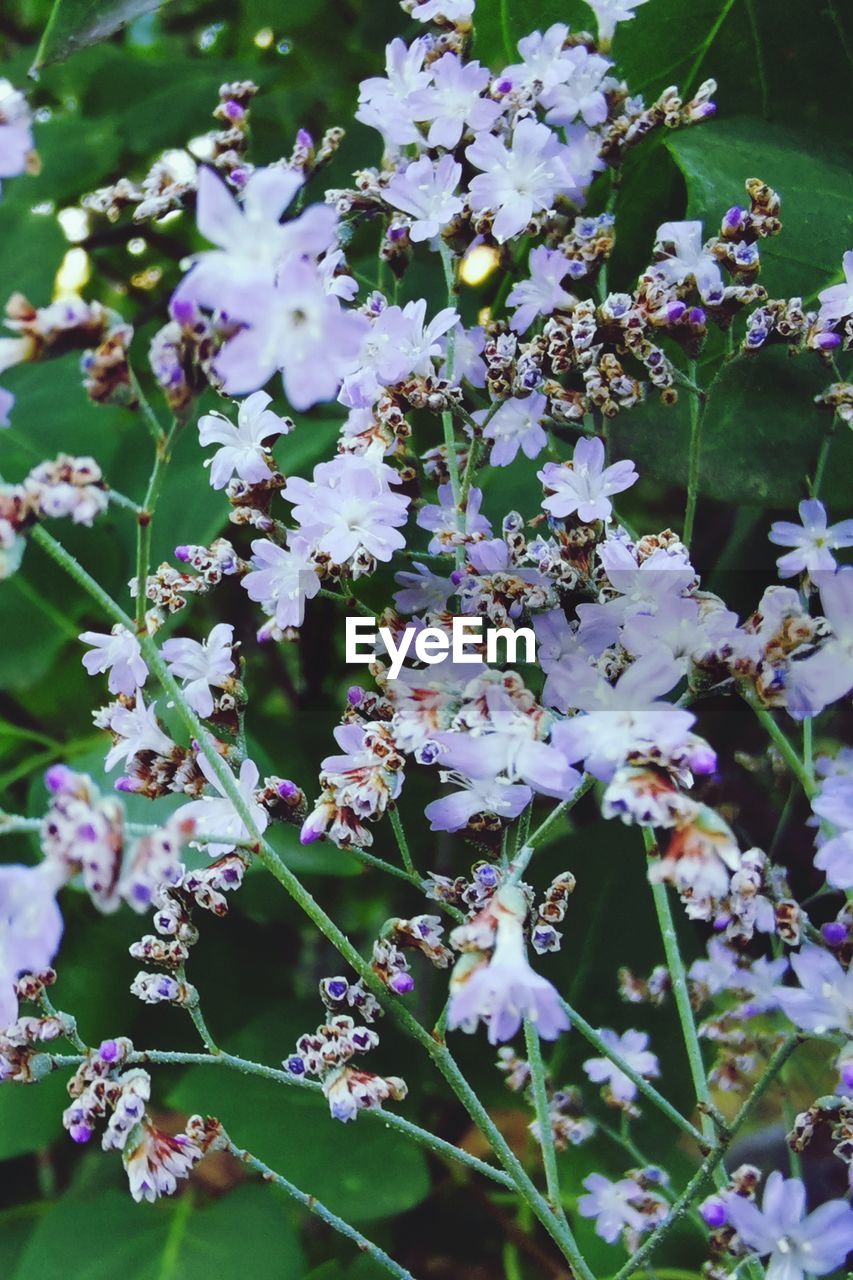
top-left (586, 0), bottom-right (648, 47)
top-left (123, 1122), bottom-right (203, 1204)
top-left (0, 82), bottom-right (34, 194)
top-left (80, 626), bottom-right (148, 697)
top-left (689, 938), bottom-right (742, 997)
top-left (562, 123), bottom-right (607, 195)
top-left (103, 694), bottom-right (175, 773)
top-left (769, 499), bottom-right (853, 578)
top-left (441, 323), bottom-right (486, 387)
top-left (409, 53), bottom-right (501, 148)
top-left (539, 436), bottom-right (638, 522)
top-left (425, 774), bottom-right (532, 832)
top-left (787, 569), bottom-right (853, 718)
top-left (434, 722), bottom-right (581, 802)
top-left (347, 300), bottom-right (458, 401)
top-left (385, 154), bottom-right (464, 243)
top-left (410, 0), bottom-right (474, 22)
top-left (502, 24), bottom-right (573, 94)
top-left (356, 37), bottom-right (432, 147)
top-left (578, 1173), bottom-right (649, 1243)
top-left (212, 262), bottom-right (369, 411)
top-left (394, 561), bottom-right (454, 613)
top-left (447, 887), bottom-right (569, 1043)
top-left (654, 221), bottom-right (724, 304)
top-left (475, 392), bottom-right (548, 466)
top-left (734, 955), bottom-right (788, 1018)
top-left (176, 755), bottom-right (268, 857)
top-left (0, 387), bottom-right (13, 426)
top-left (577, 540), bottom-right (694, 652)
top-left (507, 246), bottom-right (576, 334)
top-left (818, 250), bottom-right (853, 325)
top-left (725, 1171), bottom-right (853, 1280)
top-left (197, 390), bottom-right (291, 489)
top-left (417, 484), bottom-right (492, 554)
top-left (621, 595), bottom-right (739, 669)
top-left (174, 165), bottom-right (334, 301)
top-left (466, 119), bottom-right (575, 244)
top-left (775, 946), bottom-right (853, 1035)
top-left (583, 1028), bottom-right (660, 1103)
top-left (242, 535), bottom-right (321, 629)
top-left (541, 48), bottom-right (615, 127)
top-left (551, 648), bottom-right (695, 781)
top-left (283, 450), bottom-right (410, 564)
top-left (161, 623), bottom-right (235, 718)
top-left (0, 863), bottom-right (64, 1029)
top-left (813, 774), bottom-right (853, 830)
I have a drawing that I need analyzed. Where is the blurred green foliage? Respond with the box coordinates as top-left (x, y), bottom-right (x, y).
top-left (0, 0), bottom-right (851, 1275)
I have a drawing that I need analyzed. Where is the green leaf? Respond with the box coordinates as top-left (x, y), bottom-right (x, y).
top-left (166, 1070), bottom-right (430, 1224)
top-left (13, 1184), bottom-right (305, 1279)
top-left (667, 118), bottom-right (853, 300)
top-left (33, 0), bottom-right (172, 72)
top-left (0, 1074), bottom-right (71, 1162)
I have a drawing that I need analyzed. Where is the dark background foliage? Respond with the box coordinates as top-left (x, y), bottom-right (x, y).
top-left (0, 0), bottom-right (851, 1275)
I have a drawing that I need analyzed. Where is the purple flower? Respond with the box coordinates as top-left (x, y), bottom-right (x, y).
top-left (507, 246), bottom-right (576, 334)
top-left (818, 250), bottom-right (853, 325)
top-left (80, 625), bottom-right (148, 697)
top-left (578, 1173), bottom-right (649, 1244)
top-left (577, 540), bottom-right (694, 653)
top-left (0, 386), bottom-right (13, 426)
top-left (408, 52), bottom-right (502, 148)
top-left (242, 535), bottom-right (321, 630)
top-left (103, 694), bottom-right (175, 773)
top-left (161, 623), bottom-right (235, 718)
top-left (814, 774), bottom-right (853, 830)
top-left (410, 0), bottom-right (474, 22)
top-left (283, 450), bottom-right (410, 564)
top-left (0, 84), bottom-right (34, 195)
top-left (197, 390), bottom-right (291, 489)
top-left (385, 154), bottom-right (464, 243)
top-left (725, 1171), bottom-right (853, 1280)
top-left (0, 863), bottom-right (64, 1030)
top-left (775, 945), bottom-right (853, 1035)
top-left (447, 887), bottom-right (569, 1043)
top-left (654, 221), bottom-right (724, 305)
top-left (538, 436), bottom-right (638, 523)
top-left (583, 1028), bottom-right (660, 1103)
top-left (425, 774), bottom-right (532, 832)
top-left (394, 561), bottom-right (454, 614)
top-left (356, 37), bottom-right (432, 147)
top-left (417, 484), bottom-right (492, 555)
top-left (769, 499), bottom-right (853, 578)
top-left (176, 755), bottom-right (268, 857)
top-left (466, 119), bottom-right (575, 244)
top-left (550, 648), bottom-right (695, 782)
top-left (541, 47), bottom-right (615, 128)
top-left (787, 569), bottom-right (853, 718)
top-left (502, 24), bottom-right (573, 94)
top-left (475, 392), bottom-right (548, 466)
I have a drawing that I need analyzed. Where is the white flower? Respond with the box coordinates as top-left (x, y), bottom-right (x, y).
top-left (507, 246), bottom-right (576, 334)
top-left (585, 0), bottom-right (648, 48)
top-left (197, 390), bottom-right (291, 489)
top-left (161, 623), bottom-right (235, 718)
top-left (583, 1028), bottom-right (660, 1103)
top-left (654, 220), bottom-right (724, 304)
top-left (769, 498), bottom-right (853, 579)
top-left (502, 24), bottom-right (573, 94)
top-left (408, 52), bottom-right (501, 149)
top-left (538, 436), bottom-right (638, 522)
top-left (385, 154), bottom-right (464, 243)
top-left (725, 1170), bottom-right (853, 1280)
top-left (579, 1173), bottom-right (649, 1243)
top-left (410, 0), bottom-right (474, 23)
top-left (103, 694), bottom-right (175, 772)
top-left (80, 626), bottom-right (148, 697)
top-left (176, 755), bottom-right (268, 857)
top-left (475, 392), bottom-right (549, 466)
top-left (541, 47), bottom-right (615, 128)
top-left (466, 119), bottom-right (574, 244)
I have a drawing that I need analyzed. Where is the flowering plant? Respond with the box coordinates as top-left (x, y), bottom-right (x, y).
top-left (0, 0), bottom-right (851, 1275)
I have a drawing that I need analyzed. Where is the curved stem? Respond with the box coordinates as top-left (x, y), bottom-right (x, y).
top-left (524, 1020), bottom-right (564, 1218)
top-left (682, 362), bottom-right (704, 548)
top-left (742, 690), bottom-right (817, 799)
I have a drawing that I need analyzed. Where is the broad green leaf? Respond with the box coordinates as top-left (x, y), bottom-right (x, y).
top-left (610, 347), bottom-right (853, 510)
top-left (667, 119), bottom-right (853, 301)
top-left (0, 1074), bottom-right (70, 1161)
top-left (33, 0), bottom-right (172, 71)
top-left (167, 1070), bottom-right (431, 1224)
top-left (13, 1184), bottom-right (304, 1279)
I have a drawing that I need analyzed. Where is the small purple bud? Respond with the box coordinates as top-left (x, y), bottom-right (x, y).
top-left (229, 167), bottom-right (249, 188)
top-left (822, 921), bottom-right (848, 946)
top-left (347, 686), bottom-right (365, 707)
top-left (450, 569), bottom-right (464, 586)
top-left (701, 1196), bottom-right (728, 1228)
top-left (814, 331), bottom-right (842, 351)
top-left (417, 741), bottom-right (441, 766)
top-left (496, 77), bottom-right (512, 94)
top-left (840, 1061), bottom-right (853, 1092)
top-left (99, 1039), bottom-right (120, 1063)
top-left (174, 545), bottom-right (191, 563)
top-left (300, 821), bottom-right (322, 845)
top-left (222, 99), bottom-right (245, 122)
top-left (476, 863), bottom-right (500, 888)
top-left (689, 307), bottom-right (706, 327)
top-left (115, 777), bottom-right (142, 793)
top-left (77, 822), bottom-right (98, 842)
top-left (170, 298), bottom-right (195, 326)
top-left (70, 1122), bottom-right (94, 1145)
top-left (45, 764), bottom-right (76, 795)
top-left (723, 206), bottom-right (744, 232)
top-left (325, 978), bottom-right (349, 1000)
top-left (389, 972), bottom-right (415, 995)
top-left (285, 1055), bottom-right (306, 1076)
top-left (277, 779), bottom-right (299, 799)
top-left (387, 224), bottom-right (408, 243)
top-left (296, 128), bottom-right (313, 149)
top-left (665, 300), bottom-right (687, 323)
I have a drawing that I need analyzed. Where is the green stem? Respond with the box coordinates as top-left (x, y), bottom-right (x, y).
top-left (28, 523), bottom-right (579, 1265)
top-left (134, 418), bottom-right (180, 630)
top-left (742, 690), bottom-right (817, 799)
top-left (524, 1020), bottom-right (564, 1218)
top-left (223, 1135), bottom-right (416, 1280)
top-left (643, 829), bottom-right (723, 1183)
top-left (438, 241), bottom-right (463, 563)
top-left (508, 775), bottom-right (595, 883)
top-left (682, 362), bottom-right (704, 548)
top-left (811, 410), bottom-right (839, 499)
top-left (389, 805), bottom-right (416, 877)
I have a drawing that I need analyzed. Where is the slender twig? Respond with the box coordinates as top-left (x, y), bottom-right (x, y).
top-left (524, 1020), bottom-right (564, 1218)
top-left (741, 690), bottom-right (817, 799)
top-left (134, 418), bottom-right (180, 630)
top-left (508, 775), bottom-right (595, 883)
top-left (222, 1134), bottom-right (416, 1280)
top-left (389, 805), bottom-right (416, 877)
top-left (682, 360), bottom-right (705, 548)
